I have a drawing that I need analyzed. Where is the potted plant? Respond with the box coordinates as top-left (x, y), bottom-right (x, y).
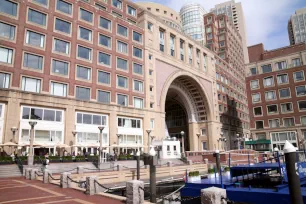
top-left (207, 168), bottom-right (215, 179)
top-left (188, 171), bottom-right (201, 182)
top-left (223, 166), bottom-right (231, 177)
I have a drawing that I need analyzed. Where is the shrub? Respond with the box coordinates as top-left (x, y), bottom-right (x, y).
top-left (189, 171), bottom-right (200, 177)
top-left (208, 168), bottom-right (215, 174)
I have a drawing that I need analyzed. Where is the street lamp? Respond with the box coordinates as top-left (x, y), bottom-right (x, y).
top-left (28, 121), bottom-right (37, 166)
top-left (11, 127), bottom-right (18, 143)
top-left (98, 126), bottom-right (104, 169)
top-left (146, 129), bottom-right (152, 153)
top-left (181, 131), bottom-right (185, 157)
top-left (196, 133), bottom-right (200, 151)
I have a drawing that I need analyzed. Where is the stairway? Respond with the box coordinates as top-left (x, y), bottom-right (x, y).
top-left (0, 165), bottom-right (22, 178)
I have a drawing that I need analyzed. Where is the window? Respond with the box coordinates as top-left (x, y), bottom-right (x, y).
top-left (53, 38), bottom-right (69, 54)
top-left (99, 34), bottom-right (111, 48)
top-left (28, 9), bottom-right (46, 26)
top-left (294, 71), bottom-right (304, 81)
top-left (97, 90), bottom-right (110, 104)
top-left (76, 65), bottom-right (91, 80)
top-left (150, 119), bottom-right (155, 129)
top-left (98, 52), bottom-right (111, 66)
top-left (254, 107), bottom-right (262, 116)
top-left (150, 103), bottom-right (154, 108)
top-left (267, 104), bottom-right (278, 114)
top-left (23, 53), bottom-right (43, 70)
top-left (26, 30), bottom-right (45, 48)
top-left (301, 116), bottom-right (306, 125)
top-left (296, 85), bottom-right (306, 96)
top-left (98, 71), bottom-right (110, 84)
top-left (95, 3), bottom-right (106, 10)
top-left (250, 80), bottom-right (259, 89)
top-left (76, 112), bottom-right (107, 125)
top-left (283, 118), bottom-right (294, 127)
top-left (269, 119), bottom-right (280, 128)
top-left (33, 0), bottom-right (48, 6)
top-left (112, 0), bottom-right (122, 9)
top-left (100, 17), bottom-right (111, 30)
top-left (149, 70), bottom-right (153, 75)
top-left (117, 41), bottom-right (128, 54)
top-left (133, 31), bottom-right (142, 42)
top-left (159, 30), bottom-right (165, 52)
top-left (21, 77), bottom-right (41, 93)
top-left (50, 82), bottom-right (67, 97)
top-left (265, 91), bottom-right (276, 100)
top-left (0, 47), bottom-right (13, 64)
top-left (117, 58), bottom-right (128, 70)
top-left (56, 0), bottom-right (72, 15)
top-left (80, 8), bottom-right (93, 23)
top-left (298, 101), bottom-right (306, 111)
top-left (55, 18), bottom-right (71, 34)
top-left (134, 98), bottom-right (143, 109)
top-left (263, 76), bottom-right (274, 87)
top-left (22, 106), bottom-right (62, 122)
top-left (133, 47), bottom-right (142, 58)
top-left (170, 35), bottom-right (175, 56)
top-left (252, 93), bottom-right (260, 103)
top-left (275, 61), bottom-right (287, 70)
top-left (0, 22), bottom-right (15, 40)
top-left (76, 86), bottom-right (90, 100)
top-left (133, 63), bottom-right (143, 75)
top-left (292, 58), bottom-right (301, 67)
top-left (148, 22), bottom-right (153, 31)
top-left (77, 45), bottom-right (92, 60)
top-left (117, 24), bottom-right (127, 37)
top-left (250, 67), bottom-right (257, 75)
top-left (117, 76), bottom-right (128, 88)
top-left (202, 142), bottom-right (207, 150)
top-left (261, 64), bottom-right (272, 73)
top-left (0, 72), bottom-right (10, 88)
top-left (1, 0), bottom-right (17, 16)
top-left (277, 74), bottom-right (288, 84)
top-left (127, 5), bottom-right (136, 16)
top-left (180, 40), bottom-right (184, 61)
top-left (79, 27), bottom-right (92, 41)
top-left (279, 88), bottom-right (290, 98)
top-left (117, 94), bottom-right (127, 106)
top-left (134, 80), bottom-right (143, 92)
top-left (281, 103), bottom-right (293, 113)
top-left (118, 117), bottom-right (141, 128)
top-left (52, 59), bottom-right (68, 76)
top-left (255, 121), bottom-right (264, 129)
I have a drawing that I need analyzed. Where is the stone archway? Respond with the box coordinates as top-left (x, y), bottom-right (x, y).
top-left (161, 72), bottom-right (213, 151)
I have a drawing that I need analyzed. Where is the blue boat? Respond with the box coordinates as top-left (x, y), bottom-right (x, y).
top-left (181, 151), bottom-right (306, 204)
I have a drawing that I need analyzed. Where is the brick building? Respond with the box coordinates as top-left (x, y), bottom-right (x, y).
top-left (246, 43), bottom-right (306, 151)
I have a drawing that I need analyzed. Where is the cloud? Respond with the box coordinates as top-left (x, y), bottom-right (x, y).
top-left (133, 0), bottom-right (304, 50)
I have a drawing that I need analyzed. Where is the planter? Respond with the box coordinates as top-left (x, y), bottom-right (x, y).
top-left (188, 176), bottom-right (201, 182)
top-left (223, 171), bottom-right (231, 177)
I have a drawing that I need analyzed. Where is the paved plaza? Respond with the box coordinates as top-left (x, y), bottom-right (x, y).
top-left (0, 177), bottom-right (122, 204)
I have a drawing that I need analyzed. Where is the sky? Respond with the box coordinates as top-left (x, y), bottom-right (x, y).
top-left (132, 0), bottom-right (306, 50)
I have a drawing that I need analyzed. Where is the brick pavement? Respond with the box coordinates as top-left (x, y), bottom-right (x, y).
top-left (0, 177), bottom-right (124, 204)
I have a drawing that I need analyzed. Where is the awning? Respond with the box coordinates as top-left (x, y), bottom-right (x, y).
top-left (245, 139), bottom-right (271, 145)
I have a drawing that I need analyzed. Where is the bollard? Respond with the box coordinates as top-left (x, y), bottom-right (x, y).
top-left (85, 176), bottom-right (98, 195)
top-left (25, 168), bottom-right (32, 180)
top-left (43, 169), bottom-right (51, 184)
top-left (126, 180), bottom-right (144, 204)
top-left (117, 164), bottom-right (122, 171)
top-left (187, 160), bottom-right (193, 165)
top-left (60, 172), bottom-right (71, 188)
top-left (77, 166), bottom-right (84, 174)
top-left (204, 158), bottom-right (209, 164)
top-left (167, 161), bottom-right (173, 167)
top-left (201, 187), bottom-right (227, 204)
top-left (30, 169), bottom-right (38, 180)
top-left (284, 141), bottom-right (303, 204)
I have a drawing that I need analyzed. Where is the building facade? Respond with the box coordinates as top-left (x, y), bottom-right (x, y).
top-left (210, 0), bottom-right (249, 63)
top-left (288, 7), bottom-right (306, 45)
top-left (0, 0), bottom-right (221, 154)
top-left (246, 43), bottom-right (306, 151)
top-left (204, 12), bottom-right (250, 150)
top-left (180, 3), bottom-right (206, 45)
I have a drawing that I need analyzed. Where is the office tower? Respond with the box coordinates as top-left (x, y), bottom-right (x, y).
top-left (288, 7), bottom-right (306, 45)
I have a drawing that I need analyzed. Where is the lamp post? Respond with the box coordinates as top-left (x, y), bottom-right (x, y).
top-left (72, 130), bottom-right (77, 155)
top-left (149, 147), bottom-right (157, 203)
top-left (146, 129), bottom-right (152, 153)
top-left (236, 133), bottom-right (240, 150)
top-left (28, 121), bottom-right (37, 166)
top-left (181, 131), bottom-right (185, 157)
top-left (136, 149), bottom-right (140, 180)
top-left (116, 134), bottom-right (121, 156)
top-left (98, 126), bottom-right (104, 169)
top-left (196, 133), bottom-right (200, 151)
top-left (11, 127), bottom-right (18, 143)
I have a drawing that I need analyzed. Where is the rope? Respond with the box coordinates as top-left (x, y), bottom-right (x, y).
top-left (48, 173), bottom-right (60, 181)
top-left (67, 176), bottom-right (86, 184)
top-left (94, 180), bottom-right (112, 192)
top-left (35, 171), bottom-right (43, 176)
